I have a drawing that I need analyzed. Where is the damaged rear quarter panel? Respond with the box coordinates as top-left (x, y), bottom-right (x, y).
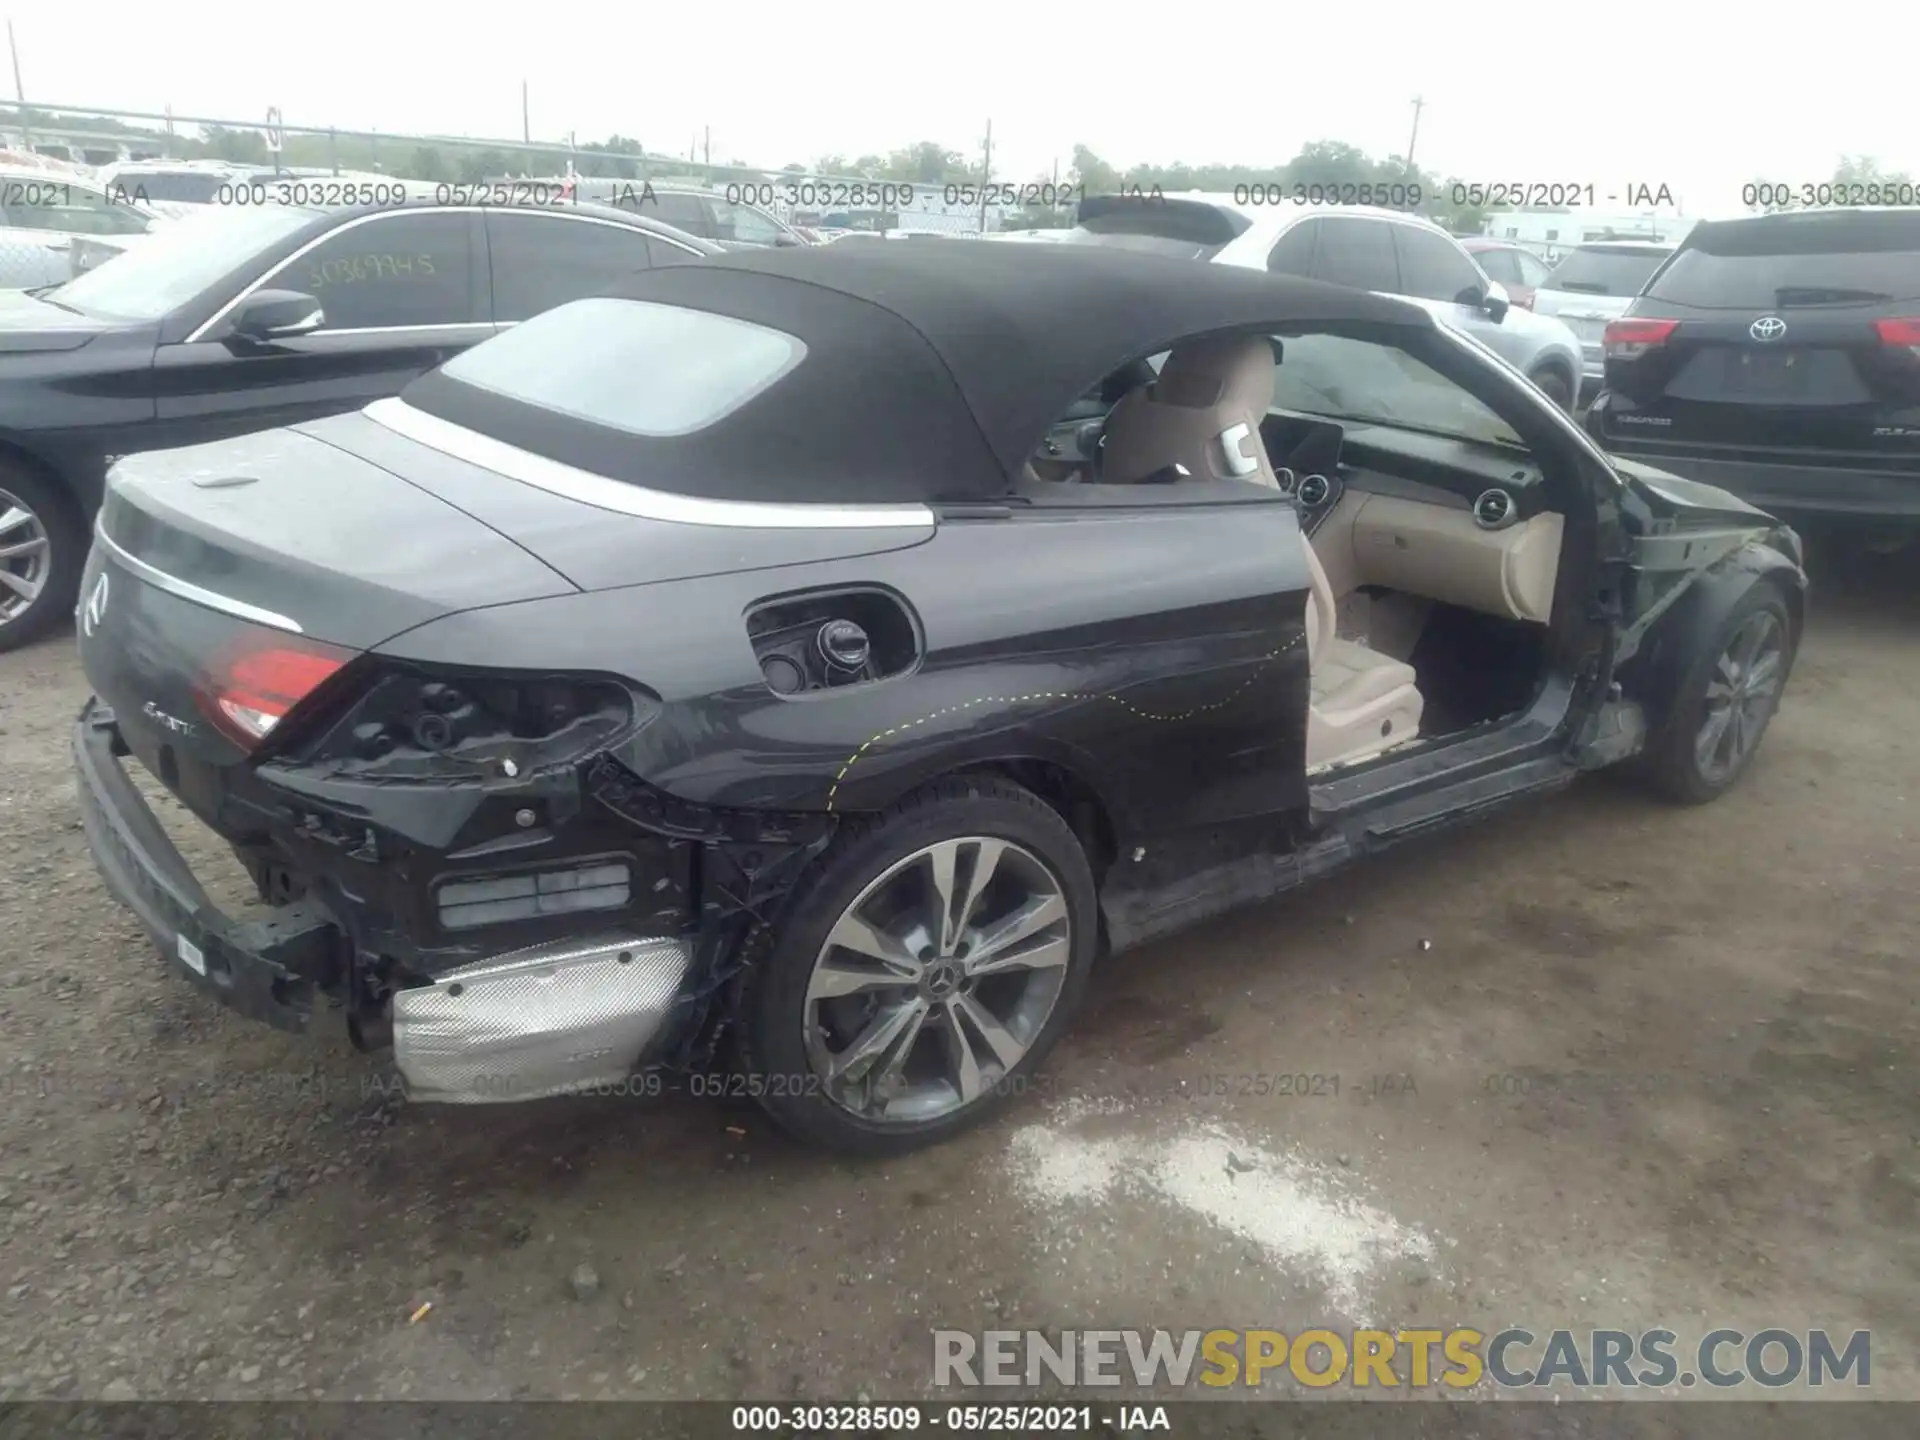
top-left (370, 504), bottom-right (1311, 848)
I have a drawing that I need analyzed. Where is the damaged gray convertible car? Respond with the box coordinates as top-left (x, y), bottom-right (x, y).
top-left (72, 240), bottom-right (1806, 1153)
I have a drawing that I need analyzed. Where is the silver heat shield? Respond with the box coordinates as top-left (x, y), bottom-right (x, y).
top-left (391, 933), bottom-right (692, 1103)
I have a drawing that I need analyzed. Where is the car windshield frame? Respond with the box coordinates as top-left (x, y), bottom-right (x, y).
top-left (43, 203), bottom-right (320, 322)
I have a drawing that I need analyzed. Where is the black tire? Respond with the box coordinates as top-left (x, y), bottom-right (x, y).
top-left (1635, 582), bottom-right (1797, 805)
top-left (737, 775), bottom-right (1098, 1156)
top-left (1529, 365), bottom-right (1575, 412)
top-left (0, 460), bottom-right (84, 654)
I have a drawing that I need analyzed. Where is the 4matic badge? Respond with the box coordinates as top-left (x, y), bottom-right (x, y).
top-left (141, 701), bottom-right (198, 738)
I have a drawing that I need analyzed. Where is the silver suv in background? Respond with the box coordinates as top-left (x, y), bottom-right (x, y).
top-left (1066, 194), bottom-right (1587, 410)
top-left (1530, 241), bottom-right (1676, 398)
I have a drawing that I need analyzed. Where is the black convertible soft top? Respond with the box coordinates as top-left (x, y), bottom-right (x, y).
top-left (403, 237), bottom-right (1435, 506)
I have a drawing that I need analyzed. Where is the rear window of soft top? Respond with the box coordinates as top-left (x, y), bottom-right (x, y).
top-left (437, 298), bottom-right (806, 437)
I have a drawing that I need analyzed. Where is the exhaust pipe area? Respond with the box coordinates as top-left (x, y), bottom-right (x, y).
top-left (391, 934), bottom-right (692, 1103)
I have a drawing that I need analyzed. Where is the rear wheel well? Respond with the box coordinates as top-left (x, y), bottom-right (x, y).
top-left (1528, 357), bottom-right (1576, 404)
top-left (950, 759), bottom-right (1118, 887)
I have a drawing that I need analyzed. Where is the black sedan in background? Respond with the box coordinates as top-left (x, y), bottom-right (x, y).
top-left (0, 197), bottom-right (719, 650)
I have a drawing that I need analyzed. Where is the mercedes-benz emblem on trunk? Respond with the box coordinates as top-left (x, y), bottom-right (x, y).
top-left (81, 572), bottom-right (109, 637)
top-left (1750, 315), bottom-right (1788, 342)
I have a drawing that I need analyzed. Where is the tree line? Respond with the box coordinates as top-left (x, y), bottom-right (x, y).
top-left (3, 105), bottom-right (1904, 228)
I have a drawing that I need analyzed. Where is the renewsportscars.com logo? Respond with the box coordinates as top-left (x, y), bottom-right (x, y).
top-left (932, 1328), bottom-right (1871, 1391)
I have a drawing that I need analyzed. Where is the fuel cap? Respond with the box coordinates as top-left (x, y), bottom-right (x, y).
top-left (817, 618), bottom-right (871, 671)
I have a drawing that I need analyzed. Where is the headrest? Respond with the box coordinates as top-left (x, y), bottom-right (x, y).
top-left (1154, 334), bottom-right (1277, 414)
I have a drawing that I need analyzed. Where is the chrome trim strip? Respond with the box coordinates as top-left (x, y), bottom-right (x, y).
top-left (93, 519), bottom-right (305, 635)
top-left (187, 205), bottom-right (708, 344)
top-left (303, 322), bottom-right (496, 339)
top-left (362, 397), bottom-right (937, 531)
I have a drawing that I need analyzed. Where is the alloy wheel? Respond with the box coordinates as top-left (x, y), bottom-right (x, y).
top-left (1695, 609), bottom-right (1786, 785)
top-left (802, 836), bottom-right (1072, 1124)
top-left (0, 489), bottom-right (51, 625)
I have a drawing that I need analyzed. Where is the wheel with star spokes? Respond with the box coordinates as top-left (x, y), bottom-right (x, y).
top-left (738, 776), bottom-right (1097, 1154)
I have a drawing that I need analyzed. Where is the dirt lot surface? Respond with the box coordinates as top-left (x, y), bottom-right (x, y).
top-left (0, 543), bottom-right (1914, 1423)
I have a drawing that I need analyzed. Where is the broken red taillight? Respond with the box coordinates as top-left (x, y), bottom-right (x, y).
top-left (198, 636), bottom-right (355, 750)
top-left (1602, 317), bottom-right (1679, 360)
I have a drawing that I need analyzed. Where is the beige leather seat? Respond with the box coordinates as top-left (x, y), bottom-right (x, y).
top-left (1302, 540), bottom-right (1424, 772)
top-left (1099, 334), bottom-right (1423, 774)
top-left (1097, 335), bottom-right (1283, 488)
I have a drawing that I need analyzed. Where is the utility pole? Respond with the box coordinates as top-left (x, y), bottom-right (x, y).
top-left (7, 20), bottom-right (28, 150)
top-left (521, 80), bottom-right (529, 144)
top-left (703, 125), bottom-right (710, 170)
top-left (978, 119), bottom-right (992, 234)
top-left (1405, 96), bottom-right (1425, 174)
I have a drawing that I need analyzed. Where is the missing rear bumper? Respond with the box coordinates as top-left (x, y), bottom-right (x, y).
top-left (72, 699), bottom-right (339, 1032)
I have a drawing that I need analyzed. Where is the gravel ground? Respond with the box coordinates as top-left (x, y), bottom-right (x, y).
top-left (0, 541), bottom-right (1914, 1413)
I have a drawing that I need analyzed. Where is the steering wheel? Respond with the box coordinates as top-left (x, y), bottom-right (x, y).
top-left (1031, 358), bottom-right (1158, 482)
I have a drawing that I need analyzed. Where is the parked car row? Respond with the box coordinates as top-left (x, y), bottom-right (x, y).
top-left (0, 195), bottom-right (721, 649)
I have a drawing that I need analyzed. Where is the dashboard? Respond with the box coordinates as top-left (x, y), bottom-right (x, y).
top-left (1027, 394), bottom-right (1566, 627)
top-left (1258, 408), bottom-right (1551, 538)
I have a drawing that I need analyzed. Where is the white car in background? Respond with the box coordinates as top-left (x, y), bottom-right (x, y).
top-left (1065, 193), bottom-right (1588, 410)
top-left (92, 160), bottom-right (270, 220)
top-left (0, 164), bottom-right (161, 288)
top-left (1529, 240), bottom-right (1676, 397)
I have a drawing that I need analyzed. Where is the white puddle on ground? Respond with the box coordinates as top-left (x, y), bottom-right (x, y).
top-left (1005, 1101), bottom-right (1441, 1322)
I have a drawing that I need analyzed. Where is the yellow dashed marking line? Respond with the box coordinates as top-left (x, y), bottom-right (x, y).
top-left (824, 633), bottom-right (1304, 812)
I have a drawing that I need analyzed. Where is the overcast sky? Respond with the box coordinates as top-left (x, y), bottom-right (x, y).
top-left (9, 3), bottom-right (1911, 217)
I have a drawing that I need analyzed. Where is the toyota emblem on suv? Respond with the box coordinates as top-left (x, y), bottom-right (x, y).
top-left (1750, 315), bottom-right (1788, 342)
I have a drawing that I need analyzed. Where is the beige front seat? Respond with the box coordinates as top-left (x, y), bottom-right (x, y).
top-left (1098, 335), bottom-right (1282, 488)
top-left (1302, 540), bottom-right (1424, 771)
top-left (1099, 334), bottom-right (1422, 774)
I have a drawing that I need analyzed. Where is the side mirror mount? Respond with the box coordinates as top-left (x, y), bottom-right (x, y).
top-left (228, 289), bottom-right (324, 344)
top-left (771, 232), bottom-right (802, 247)
top-left (1472, 279), bottom-right (1512, 323)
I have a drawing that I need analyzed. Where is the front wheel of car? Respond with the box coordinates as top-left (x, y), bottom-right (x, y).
top-left (1636, 583), bottom-right (1797, 805)
top-left (738, 776), bottom-right (1098, 1155)
top-left (1529, 365), bottom-right (1575, 411)
top-left (0, 463), bottom-right (84, 654)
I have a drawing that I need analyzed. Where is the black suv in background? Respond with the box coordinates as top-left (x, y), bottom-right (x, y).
top-left (1586, 207), bottom-right (1920, 537)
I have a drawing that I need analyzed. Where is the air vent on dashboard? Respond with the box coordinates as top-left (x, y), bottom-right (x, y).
top-left (1472, 488), bottom-right (1516, 531)
top-left (1296, 474), bottom-right (1330, 508)
top-left (1273, 467), bottom-right (1297, 497)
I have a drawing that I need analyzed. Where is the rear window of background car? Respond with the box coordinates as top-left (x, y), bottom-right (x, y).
top-left (1645, 210), bottom-right (1920, 308)
top-left (119, 172), bottom-right (227, 204)
top-left (1545, 245), bottom-right (1672, 297)
top-left (263, 211), bottom-right (479, 328)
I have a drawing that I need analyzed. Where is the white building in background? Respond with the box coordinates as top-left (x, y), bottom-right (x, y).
top-left (1481, 210), bottom-right (1699, 263)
